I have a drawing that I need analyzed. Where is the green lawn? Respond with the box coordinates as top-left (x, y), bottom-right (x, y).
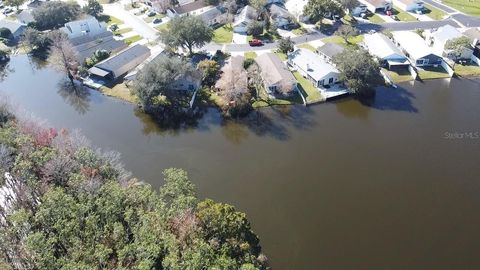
top-left (100, 82), bottom-right (139, 104)
top-left (155, 23), bottom-right (170, 32)
top-left (418, 66), bottom-right (451, 80)
top-left (454, 63), bottom-right (480, 77)
top-left (113, 28), bottom-right (132, 35)
top-left (212, 24), bottom-right (233, 43)
top-left (367, 13), bottom-right (385, 23)
top-left (383, 68), bottom-right (414, 83)
top-left (341, 14), bottom-right (357, 25)
top-left (252, 86), bottom-right (303, 108)
top-left (247, 30), bottom-right (280, 42)
top-left (392, 6), bottom-right (417, 21)
top-left (98, 15), bottom-right (124, 26)
top-left (124, 35), bottom-right (142, 45)
top-left (143, 14), bottom-right (166, 23)
top-left (423, 3), bottom-right (448, 20)
top-left (293, 71), bottom-right (323, 103)
top-left (321, 35), bottom-right (364, 47)
top-left (292, 27), bottom-right (308, 35)
top-left (244, 51), bottom-right (257, 59)
top-left (272, 49), bottom-right (287, 61)
top-left (442, 0), bottom-right (480, 16)
top-left (297, 43), bottom-right (316, 52)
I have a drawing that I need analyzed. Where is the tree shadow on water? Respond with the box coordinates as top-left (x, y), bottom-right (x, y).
top-left (57, 80), bottom-right (91, 115)
top-left (359, 85), bottom-right (418, 113)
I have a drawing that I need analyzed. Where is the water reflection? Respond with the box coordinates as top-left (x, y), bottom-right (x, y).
top-left (360, 86), bottom-right (418, 113)
top-left (57, 80), bottom-right (91, 114)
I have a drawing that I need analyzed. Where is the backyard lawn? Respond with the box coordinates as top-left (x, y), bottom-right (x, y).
top-left (244, 51), bottom-right (257, 59)
top-left (424, 3), bottom-right (448, 20)
top-left (392, 6), bottom-right (417, 21)
top-left (293, 71), bottom-right (323, 103)
top-left (383, 68), bottom-right (414, 83)
top-left (100, 82), bottom-right (139, 104)
top-left (418, 66), bottom-right (451, 80)
top-left (441, 0), bottom-right (480, 16)
top-left (252, 86), bottom-right (303, 108)
top-left (98, 14), bottom-right (123, 26)
top-left (212, 24), bottom-right (233, 43)
top-left (124, 35), bottom-right (142, 45)
top-left (454, 63), bottom-right (480, 77)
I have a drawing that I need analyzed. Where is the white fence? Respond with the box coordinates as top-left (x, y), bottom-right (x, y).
top-left (440, 61), bottom-right (454, 77)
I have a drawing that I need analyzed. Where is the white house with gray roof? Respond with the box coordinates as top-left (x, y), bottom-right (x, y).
top-left (288, 48), bottom-right (340, 88)
top-left (233, 5), bottom-right (257, 33)
top-left (393, 0), bottom-right (424, 13)
top-left (61, 16), bottom-right (107, 39)
top-left (316, 43), bottom-right (345, 64)
top-left (358, 0), bottom-right (392, 13)
top-left (363, 33), bottom-right (409, 69)
top-left (426, 25), bottom-right (473, 60)
top-left (256, 53), bottom-right (297, 97)
top-left (392, 31), bottom-right (442, 67)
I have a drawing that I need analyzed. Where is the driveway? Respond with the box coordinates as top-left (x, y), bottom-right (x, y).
top-left (232, 33), bottom-right (247, 44)
top-left (103, 2), bottom-right (158, 41)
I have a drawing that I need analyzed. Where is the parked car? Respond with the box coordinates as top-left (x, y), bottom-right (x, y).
top-left (153, 18), bottom-right (162, 24)
top-left (3, 7), bottom-right (12, 15)
top-left (385, 10), bottom-right (392, 16)
top-left (249, 39), bottom-right (263, 46)
top-left (147, 11), bottom-right (156, 17)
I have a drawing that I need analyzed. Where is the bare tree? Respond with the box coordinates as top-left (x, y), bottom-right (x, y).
top-left (48, 31), bottom-right (78, 85)
top-left (215, 60), bottom-right (249, 105)
top-left (335, 24), bottom-right (358, 44)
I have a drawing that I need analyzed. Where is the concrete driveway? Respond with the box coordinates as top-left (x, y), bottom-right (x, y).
top-left (232, 33), bottom-right (247, 44)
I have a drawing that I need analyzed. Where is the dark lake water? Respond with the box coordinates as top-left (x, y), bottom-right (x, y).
top-left (1, 55), bottom-right (480, 269)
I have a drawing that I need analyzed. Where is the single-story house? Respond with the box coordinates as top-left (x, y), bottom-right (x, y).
top-left (393, 0), bottom-right (424, 13)
top-left (358, 0), bottom-right (392, 13)
top-left (256, 53), bottom-right (297, 97)
top-left (61, 16), bottom-right (107, 39)
top-left (70, 31), bottom-right (128, 63)
top-left (169, 65), bottom-right (202, 92)
top-left (316, 43), bottom-right (345, 64)
top-left (392, 31), bottom-right (443, 67)
top-left (426, 25), bottom-right (473, 60)
top-left (0, 20), bottom-right (26, 40)
top-left (89, 44), bottom-right (151, 81)
top-left (463, 27), bottom-right (480, 57)
top-left (269, 4), bottom-right (295, 30)
top-left (198, 6), bottom-right (228, 27)
top-left (167, 1), bottom-right (210, 17)
top-left (17, 10), bottom-right (35, 25)
top-left (288, 48), bottom-right (340, 88)
top-left (233, 5), bottom-right (256, 33)
top-left (350, 1), bottom-right (368, 16)
top-left (363, 33), bottom-right (410, 69)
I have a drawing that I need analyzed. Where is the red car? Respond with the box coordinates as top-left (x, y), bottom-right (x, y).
top-left (249, 39), bottom-right (263, 47)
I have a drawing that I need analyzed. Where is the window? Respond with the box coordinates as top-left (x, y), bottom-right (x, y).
top-left (416, 59), bottom-right (425, 66)
top-left (318, 80), bottom-right (324, 87)
top-left (328, 77), bottom-right (334, 84)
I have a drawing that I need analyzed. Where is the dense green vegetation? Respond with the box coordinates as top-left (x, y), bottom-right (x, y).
top-left (0, 102), bottom-right (268, 269)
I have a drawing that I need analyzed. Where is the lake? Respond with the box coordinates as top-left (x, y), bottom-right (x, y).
top-left (1, 55), bottom-right (480, 269)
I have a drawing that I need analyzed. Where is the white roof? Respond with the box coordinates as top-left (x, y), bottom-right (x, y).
top-left (392, 31), bottom-right (435, 59)
top-left (364, 33), bottom-right (406, 60)
top-left (431, 24), bottom-right (464, 44)
top-left (289, 48), bottom-right (339, 81)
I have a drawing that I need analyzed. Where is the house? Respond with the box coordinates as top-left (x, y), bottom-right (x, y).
top-left (256, 53), bottom-right (297, 97)
top-left (288, 48), bottom-right (340, 88)
top-left (363, 33), bottom-right (409, 69)
top-left (198, 6), bottom-right (228, 27)
top-left (168, 63), bottom-right (202, 92)
top-left (463, 27), bottom-right (480, 57)
top-left (393, 0), bottom-right (424, 13)
top-left (167, 1), bottom-right (210, 17)
top-left (17, 10), bottom-right (35, 25)
top-left (88, 44), bottom-right (151, 81)
top-left (233, 5), bottom-right (256, 33)
top-left (0, 20), bottom-right (26, 39)
top-left (268, 4), bottom-right (295, 30)
top-left (215, 55), bottom-right (247, 90)
top-left (350, 1), bottom-right (368, 16)
top-left (392, 31), bottom-right (442, 67)
top-left (358, 0), bottom-right (392, 13)
top-left (61, 16), bottom-right (107, 39)
top-left (71, 31), bottom-right (128, 63)
top-left (426, 25), bottom-right (473, 60)
top-left (316, 43), bottom-right (345, 64)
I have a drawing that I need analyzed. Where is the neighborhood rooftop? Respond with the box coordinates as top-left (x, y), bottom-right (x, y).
top-left (173, 1), bottom-right (208, 14)
top-left (316, 43), bottom-right (345, 59)
top-left (90, 44), bottom-right (151, 78)
top-left (0, 20), bottom-right (25, 34)
top-left (392, 31), bottom-right (434, 59)
top-left (289, 49), bottom-right (339, 82)
top-left (255, 53), bottom-right (296, 86)
top-left (363, 33), bottom-right (405, 59)
top-left (430, 24), bottom-right (464, 45)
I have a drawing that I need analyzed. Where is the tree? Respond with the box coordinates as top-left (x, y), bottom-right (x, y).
top-left (22, 27), bottom-right (51, 53)
top-left (303, 0), bottom-right (344, 24)
top-left (85, 49), bottom-right (110, 67)
top-left (47, 31), bottom-right (78, 85)
top-left (4, 0), bottom-right (25, 11)
top-left (445, 36), bottom-right (472, 63)
top-left (247, 20), bottom-right (263, 36)
top-left (335, 24), bottom-right (358, 44)
top-left (338, 0), bottom-right (358, 12)
top-left (83, 0), bottom-right (103, 17)
top-left (32, 1), bottom-right (82, 30)
top-left (161, 16), bottom-right (213, 55)
top-left (333, 48), bottom-right (383, 98)
top-left (215, 57), bottom-right (252, 117)
top-left (278, 36), bottom-right (294, 54)
top-left (0, 28), bottom-right (11, 39)
top-left (197, 59), bottom-right (219, 87)
top-left (249, 0), bottom-right (266, 12)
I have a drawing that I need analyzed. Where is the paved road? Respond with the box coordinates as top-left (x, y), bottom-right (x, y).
top-left (103, 3), bottom-right (159, 41)
top-left (204, 19), bottom-right (469, 52)
top-left (422, 0), bottom-right (456, 14)
top-left (451, 14), bottom-right (480, 27)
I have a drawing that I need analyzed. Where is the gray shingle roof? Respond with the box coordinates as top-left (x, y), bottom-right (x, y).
top-left (316, 43), bottom-right (345, 60)
top-left (256, 53), bottom-right (296, 86)
top-left (173, 1), bottom-right (208, 14)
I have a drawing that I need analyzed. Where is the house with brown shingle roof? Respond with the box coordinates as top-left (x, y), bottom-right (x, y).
top-left (256, 53), bottom-right (297, 97)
